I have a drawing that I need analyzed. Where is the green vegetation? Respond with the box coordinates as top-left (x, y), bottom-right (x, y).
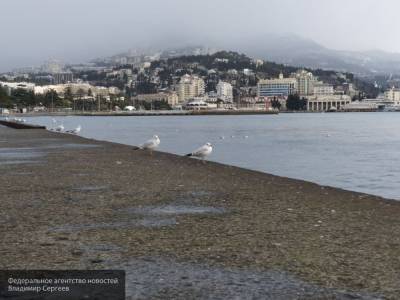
top-left (0, 86), bottom-right (13, 108)
top-left (0, 86), bottom-right (71, 110)
top-left (271, 98), bottom-right (282, 110)
top-left (140, 100), bottom-right (171, 110)
top-left (286, 94), bottom-right (307, 111)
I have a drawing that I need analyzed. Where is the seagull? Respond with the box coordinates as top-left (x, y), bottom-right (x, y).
top-left (137, 135), bottom-right (160, 154)
top-left (186, 143), bottom-right (213, 162)
top-left (66, 125), bottom-right (81, 134)
top-left (55, 124), bottom-right (64, 132)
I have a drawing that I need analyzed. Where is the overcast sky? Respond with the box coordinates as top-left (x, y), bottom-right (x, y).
top-left (0, 0), bottom-right (398, 71)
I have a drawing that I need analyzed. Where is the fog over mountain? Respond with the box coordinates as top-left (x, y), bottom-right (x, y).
top-left (2, 0), bottom-right (400, 74)
top-left (228, 34), bottom-right (400, 75)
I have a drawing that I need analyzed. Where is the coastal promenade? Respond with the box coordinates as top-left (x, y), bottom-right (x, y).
top-left (0, 125), bottom-right (399, 299)
top-left (7, 109), bottom-right (278, 118)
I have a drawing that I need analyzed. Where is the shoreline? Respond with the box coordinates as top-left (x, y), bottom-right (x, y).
top-left (2, 109), bottom-right (398, 118)
top-left (1, 109), bottom-right (279, 118)
top-left (1, 126), bottom-right (399, 298)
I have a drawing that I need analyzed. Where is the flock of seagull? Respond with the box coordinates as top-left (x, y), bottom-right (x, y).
top-left (137, 135), bottom-right (213, 161)
top-left (49, 120), bottom-right (213, 160)
top-left (50, 119), bottom-right (81, 134)
top-left (5, 116), bottom-right (26, 123)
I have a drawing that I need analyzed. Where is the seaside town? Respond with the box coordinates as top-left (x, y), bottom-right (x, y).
top-left (4, 1), bottom-right (400, 299)
top-left (1, 47), bottom-right (399, 115)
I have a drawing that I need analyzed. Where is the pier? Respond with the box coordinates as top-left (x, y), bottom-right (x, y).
top-left (0, 125), bottom-right (399, 298)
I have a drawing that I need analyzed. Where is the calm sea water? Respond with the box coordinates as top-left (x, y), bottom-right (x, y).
top-left (25, 112), bottom-right (400, 200)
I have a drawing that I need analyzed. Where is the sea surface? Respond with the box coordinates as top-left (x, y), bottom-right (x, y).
top-left (24, 112), bottom-right (400, 200)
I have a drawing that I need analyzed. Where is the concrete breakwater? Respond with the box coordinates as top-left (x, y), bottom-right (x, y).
top-left (0, 126), bottom-right (398, 299)
top-left (0, 119), bottom-right (46, 129)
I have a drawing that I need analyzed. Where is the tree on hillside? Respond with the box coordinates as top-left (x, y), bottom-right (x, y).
top-left (0, 86), bottom-right (12, 108)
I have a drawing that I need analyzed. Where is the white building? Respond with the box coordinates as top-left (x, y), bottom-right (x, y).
top-left (133, 92), bottom-right (179, 106)
top-left (291, 70), bottom-right (318, 96)
top-left (254, 59), bottom-right (264, 67)
top-left (42, 59), bottom-right (64, 74)
top-left (216, 81), bottom-right (233, 102)
top-left (0, 81), bottom-right (35, 95)
top-left (177, 74), bottom-right (205, 103)
top-left (243, 69), bottom-right (254, 76)
top-left (313, 83), bottom-right (334, 96)
top-left (384, 87), bottom-right (400, 105)
top-left (342, 101), bottom-right (378, 111)
top-left (307, 94), bottom-right (351, 111)
top-left (33, 83), bottom-right (120, 98)
top-left (258, 73), bottom-right (297, 97)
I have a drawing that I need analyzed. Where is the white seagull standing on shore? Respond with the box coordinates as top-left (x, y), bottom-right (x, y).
top-left (66, 125), bottom-right (81, 135)
top-left (137, 135), bottom-right (160, 154)
top-left (186, 143), bottom-right (213, 162)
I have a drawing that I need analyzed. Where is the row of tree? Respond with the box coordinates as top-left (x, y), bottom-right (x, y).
top-left (270, 95), bottom-right (307, 111)
top-left (0, 85), bottom-right (173, 111)
top-left (286, 94), bottom-right (308, 111)
top-left (0, 86), bottom-right (68, 109)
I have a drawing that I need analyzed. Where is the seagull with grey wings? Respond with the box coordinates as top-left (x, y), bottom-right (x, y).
top-left (186, 142), bottom-right (213, 162)
top-left (66, 125), bottom-right (81, 135)
top-left (55, 124), bottom-right (64, 132)
top-left (136, 135), bottom-right (160, 154)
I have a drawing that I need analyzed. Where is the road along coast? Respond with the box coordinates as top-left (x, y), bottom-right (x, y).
top-left (0, 125), bottom-right (398, 299)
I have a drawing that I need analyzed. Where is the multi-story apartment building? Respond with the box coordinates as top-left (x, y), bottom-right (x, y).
top-left (177, 74), bottom-right (205, 102)
top-left (133, 92), bottom-right (179, 106)
top-left (257, 73), bottom-right (297, 97)
top-left (313, 83), bottom-right (334, 96)
top-left (216, 81), bottom-right (233, 101)
top-left (384, 87), bottom-right (400, 105)
top-left (291, 70), bottom-right (317, 96)
top-left (52, 72), bottom-right (74, 84)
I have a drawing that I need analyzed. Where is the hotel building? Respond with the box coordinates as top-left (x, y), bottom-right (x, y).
top-left (257, 73), bottom-right (297, 97)
top-left (177, 74), bottom-right (205, 102)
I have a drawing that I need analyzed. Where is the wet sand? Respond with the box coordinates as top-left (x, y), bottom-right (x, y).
top-left (0, 126), bottom-right (399, 299)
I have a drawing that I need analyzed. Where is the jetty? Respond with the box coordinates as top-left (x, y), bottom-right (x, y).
top-left (0, 125), bottom-right (398, 299)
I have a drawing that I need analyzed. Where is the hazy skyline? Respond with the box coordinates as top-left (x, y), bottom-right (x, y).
top-left (1, 0), bottom-right (399, 72)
